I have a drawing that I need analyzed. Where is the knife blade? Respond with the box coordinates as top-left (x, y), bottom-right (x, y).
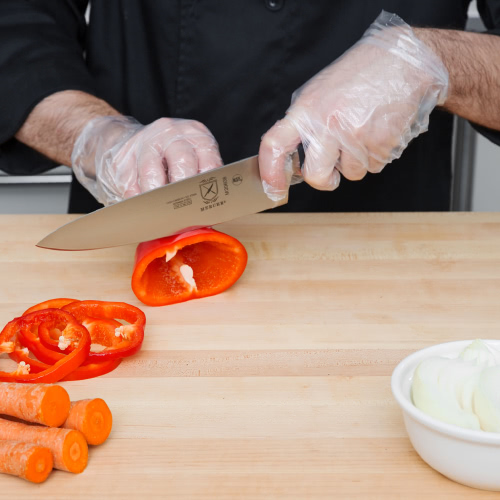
top-left (37, 153), bottom-right (297, 250)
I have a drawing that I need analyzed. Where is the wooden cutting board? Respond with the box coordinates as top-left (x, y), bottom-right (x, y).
top-left (1, 212), bottom-right (500, 499)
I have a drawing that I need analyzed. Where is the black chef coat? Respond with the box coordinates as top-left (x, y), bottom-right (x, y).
top-left (0, 1), bottom-right (499, 214)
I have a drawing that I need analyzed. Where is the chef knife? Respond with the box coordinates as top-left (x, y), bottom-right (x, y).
top-left (37, 153), bottom-right (298, 250)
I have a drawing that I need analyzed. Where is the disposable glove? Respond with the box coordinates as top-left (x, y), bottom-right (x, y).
top-left (72, 116), bottom-right (222, 206)
top-left (259, 11), bottom-right (449, 201)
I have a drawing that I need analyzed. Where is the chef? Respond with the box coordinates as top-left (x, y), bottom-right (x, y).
top-left (0, 1), bottom-right (499, 214)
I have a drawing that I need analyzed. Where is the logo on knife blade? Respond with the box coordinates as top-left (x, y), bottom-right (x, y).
top-left (199, 177), bottom-right (219, 204)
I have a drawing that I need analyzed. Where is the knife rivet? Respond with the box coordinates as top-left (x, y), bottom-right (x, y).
top-left (265, 0), bottom-right (284, 12)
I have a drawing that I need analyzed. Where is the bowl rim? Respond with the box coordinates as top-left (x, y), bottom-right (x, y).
top-left (391, 339), bottom-right (500, 445)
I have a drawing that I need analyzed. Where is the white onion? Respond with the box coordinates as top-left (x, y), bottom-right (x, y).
top-left (411, 340), bottom-right (500, 432)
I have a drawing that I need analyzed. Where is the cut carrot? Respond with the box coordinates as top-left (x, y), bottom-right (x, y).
top-left (0, 440), bottom-right (53, 483)
top-left (0, 417), bottom-right (88, 473)
top-left (63, 399), bottom-right (112, 445)
top-left (0, 382), bottom-right (70, 427)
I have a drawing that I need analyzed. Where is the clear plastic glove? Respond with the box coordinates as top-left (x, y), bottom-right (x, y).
top-left (71, 116), bottom-right (223, 206)
top-left (259, 11), bottom-right (449, 201)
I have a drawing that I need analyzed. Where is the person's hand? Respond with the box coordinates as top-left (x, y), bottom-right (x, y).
top-left (258, 11), bottom-right (449, 201)
top-left (71, 116), bottom-right (223, 206)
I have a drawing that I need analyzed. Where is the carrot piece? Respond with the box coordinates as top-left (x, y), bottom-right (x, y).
top-left (0, 440), bottom-right (53, 483)
top-left (0, 418), bottom-right (88, 473)
top-left (0, 383), bottom-right (70, 427)
top-left (63, 399), bottom-right (112, 445)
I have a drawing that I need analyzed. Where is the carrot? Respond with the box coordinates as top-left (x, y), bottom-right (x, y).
top-left (0, 418), bottom-right (88, 473)
top-left (63, 398), bottom-right (112, 445)
top-left (0, 440), bottom-right (53, 483)
top-left (0, 382), bottom-right (70, 427)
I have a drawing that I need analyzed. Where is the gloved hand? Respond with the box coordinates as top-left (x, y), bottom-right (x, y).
top-left (71, 116), bottom-right (223, 206)
top-left (258, 11), bottom-right (449, 201)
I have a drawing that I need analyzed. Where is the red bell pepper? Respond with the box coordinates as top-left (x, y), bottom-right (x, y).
top-left (8, 316), bottom-right (122, 382)
top-left (23, 298), bottom-right (78, 316)
top-left (16, 310), bottom-right (71, 365)
top-left (9, 344), bottom-right (51, 373)
top-left (61, 301), bottom-right (146, 360)
top-left (0, 310), bottom-right (91, 383)
top-left (19, 298), bottom-right (82, 364)
top-left (131, 228), bottom-right (248, 306)
top-left (60, 358), bottom-right (122, 381)
top-left (39, 316), bottom-right (122, 352)
top-left (9, 342), bottom-right (122, 381)
top-left (1, 298), bottom-right (145, 383)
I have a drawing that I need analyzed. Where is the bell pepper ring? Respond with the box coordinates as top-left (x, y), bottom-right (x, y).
top-left (8, 321), bottom-right (121, 382)
top-left (6, 325), bottom-right (47, 374)
top-left (131, 228), bottom-right (248, 307)
top-left (0, 318), bottom-right (20, 356)
top-left (19, 298), bottom-right (82, 362)
top-left (8, 345), bottom-right (48, 373)
top-left (9, 344), bottom-right (122, 381)
top-left (38, 317), bottom-right (123, 354)
top-left (23, 298), bottom-right (78, 316)
top-left (22, 298), bottom-right (126, 357)
top-left (59, 358), bottom-right (122, 382)
top-left (0, 310), bottom-right (90, 383)
top-left (1, 298), bottom-right (145, 382)
top-left (61, 301), bottom-right (146, 360)
top-left (16, 312), bottom-right (71, 365)
top-left (0, 323), bottom-right (41, 374)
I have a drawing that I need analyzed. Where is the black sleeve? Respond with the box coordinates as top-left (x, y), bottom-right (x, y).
top-left (0, 0), bottom-right (96, 174)
top-left (470, 0), bottom-right (500, 145)
top-left (476, 0), bottom-right (500, 34)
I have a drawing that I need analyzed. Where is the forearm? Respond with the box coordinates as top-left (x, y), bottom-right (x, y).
top-left (414, 28), bottom-right (500, 130)
top-left (14, 90), bottom-right (121, 167)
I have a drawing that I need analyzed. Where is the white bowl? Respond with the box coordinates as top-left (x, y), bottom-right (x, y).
top-left (391, 340), bottom-right (500, 491)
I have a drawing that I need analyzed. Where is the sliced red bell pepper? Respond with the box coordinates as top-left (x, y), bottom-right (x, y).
top-left (20, 298), bottom-right (82, 362)
top-left (9, 344), bottom-right (50, 373)
top-left (39, 317), bottom-right (122, 353)
top-left (17, 310), bottom-right (70, 365)
top-left (0, 319), bottom-right (16, 355)
top-left (1, 298), bottom-right (143, 382)
top-left (23, 298), bottom-right (78, 316)
top-left (0, 310), bottom-right (91, 383)
top-left (131, 228), bottom-right (248, 306)
top-left (9, 342), bottom-right (122, 381)
top-left (61, 301), bottom-right (146, 360)
top-left (24, 299), bottom-right (125, 361)
top-left (0, 318), bottom-right (21, 356)
top-left (60, 358), bottom-right (122, 381)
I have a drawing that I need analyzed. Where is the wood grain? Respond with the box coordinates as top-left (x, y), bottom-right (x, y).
top-left (1, 213), bottom-right (500, 498)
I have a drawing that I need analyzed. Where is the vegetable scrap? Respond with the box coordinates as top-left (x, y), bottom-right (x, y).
top-left (0, 382), bottom-right (114, 483)
top-left (131, 228), bottom-right (248, 306)
top-left (0, 299), bottom-right (146, 383)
